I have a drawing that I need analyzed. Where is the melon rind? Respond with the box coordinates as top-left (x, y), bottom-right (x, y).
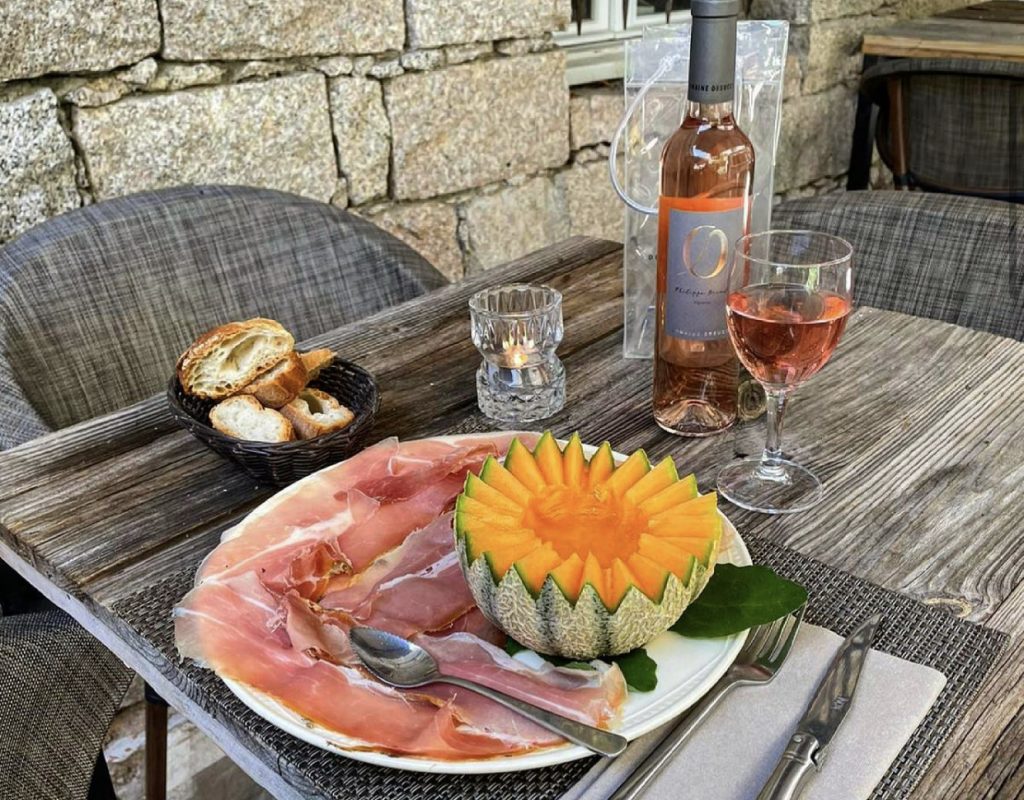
top-left (458, 533), bottom-right (716, 659)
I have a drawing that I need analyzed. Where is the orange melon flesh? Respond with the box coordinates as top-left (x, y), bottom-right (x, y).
top-left (607, 558), bottom-right (635, 609)
top-left (514, 545), bottom-right (563, 595)
top-left (533, 433), bottom-right (565, 485)
top-left (648, 513), bottom-right (722, 541)
top-left (638, 534), bottom-right (697, 582)
top-left (562, 433), bottom-right (587, 488)
top-left (587, 442), bottom-right (615, 487)
top-left (624, 457), bottom-right (678, 505)
top-left (626, 552), bottom-right (671, 601)
top-left (603, 450), bottom-right (650, 496)
top-left (637, 475), bottom-right (699, 516)
top-left (479, 457), bottom-right (533, 506)
top-left (549, 553), bottom-right (585, 601)
top-left (485, 537), bottom-right (540, 578)
top-left (465, 529), bottom-right (536, 562)
top-left (464, 473), bottom-right (523, 515)
top-left (464, 433), bottom-right (713, 608)
top-left (503, 439), bottom-right (547, 492)
top-left (659, 536), bottom-right (716, 566)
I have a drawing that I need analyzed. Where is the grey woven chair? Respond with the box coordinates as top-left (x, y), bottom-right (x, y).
top-left (860, 58), bottom-right (1024, 200)
top-left (773, 190), bottom-right (1024, 340)
top-left (0, 184), bottom-right (446, 799)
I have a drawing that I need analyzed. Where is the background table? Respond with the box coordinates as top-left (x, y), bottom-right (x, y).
top-left (847, 0), bottom-right (1024, 189)
top-left (1, 237), bottom-right (1023, 798)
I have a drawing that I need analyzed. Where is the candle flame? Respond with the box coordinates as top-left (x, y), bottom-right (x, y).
top-left (502, 335), bottom-right (535, 368)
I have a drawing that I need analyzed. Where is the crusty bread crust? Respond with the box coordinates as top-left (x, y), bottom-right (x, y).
top-left (281, 388), bottom-right (354, 440)
top-left (299, 348), bottom-right (335, 382)
top-left (209, 395), bottom-right (294, 443)
top-left (177, 318), bottom-right (294, 400)
top-left (238, 352), bottom-right (308, 408)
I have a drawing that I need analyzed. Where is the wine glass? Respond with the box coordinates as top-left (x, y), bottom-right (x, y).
top-left (716, 230), bottom-right (853, 514)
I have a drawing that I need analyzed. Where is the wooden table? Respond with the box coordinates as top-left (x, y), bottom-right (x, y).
top-left (2, 237), bottom-right (1024, 798)
top-left (847, 0), bottom-right (1024, 189)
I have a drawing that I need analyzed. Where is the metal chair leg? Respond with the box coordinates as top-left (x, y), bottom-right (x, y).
top-left (144, 683), bottom-right (168, 800)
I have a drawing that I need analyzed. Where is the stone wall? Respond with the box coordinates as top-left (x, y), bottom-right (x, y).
top-left (0, 0), bottom-right (965, 797)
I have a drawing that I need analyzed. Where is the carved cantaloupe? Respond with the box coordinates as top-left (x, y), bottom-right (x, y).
top-left (454, 432), bottom-right (722, 658)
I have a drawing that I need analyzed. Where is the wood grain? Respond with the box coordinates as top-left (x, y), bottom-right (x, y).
top-left (863, 14), bottom-right (1024, 62)
top-left (2, 234), bottom-right (1024, 799)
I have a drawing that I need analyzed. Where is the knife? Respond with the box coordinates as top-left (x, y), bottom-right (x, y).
top-left (755, 613), bottom-right (883, 800)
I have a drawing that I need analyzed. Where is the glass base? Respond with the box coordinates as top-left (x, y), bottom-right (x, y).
top-left (476, 359), bottom-right (565, 424)
top-left (716, 457), bottom-right (823, 515)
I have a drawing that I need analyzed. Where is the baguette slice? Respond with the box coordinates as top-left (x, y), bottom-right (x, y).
top-left (281, 388), bottom-right (354, 440)
top-left (177, 318), bottom-right (294, 400)
top-left (299, 348), bottom-right (335, 381)
top-left (238, 352), bottom-right (308, 408)
top-left (209, 396), bottom-right (295, 443)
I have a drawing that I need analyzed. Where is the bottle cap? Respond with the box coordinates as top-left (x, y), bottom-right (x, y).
top-left (690, 0), bottom-right (741, 18)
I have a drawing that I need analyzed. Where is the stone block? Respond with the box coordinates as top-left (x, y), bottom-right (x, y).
top-left (444, 43), bottom-right (493, 65)
top-left (0, 0), bottom-right (160, 82)
top-left (557, 160), bottom-right (624, 242)
top-left (161, 0), bottom-right (404, 60)
top-left (366, 202), bottom-right (463, 281)
top-left (570, 86), bottom-right (622, 150)
top-left (74, 73), bottom-right (338, 202)
top-left (803, 15), bottom-right (889, 93)
top-left (460, 176), bottom-right (569, 273)
top-left (387, 52), bottom-right (569, 200)
top-left (751, 0), bottom-right (882, 22)
top-left (148, 62), bottom-right (226, 92)
top-left (774, 85), bottom-right (857, 193)
top-left (407, 0), bottom-right (570, 48)
top-left (328, 77), bottom-right (390, 205)
top-left (401, 50), bottom-right (446, 71)
top-left (0, 90), bottom-right (80, 242)
top-left (495, 38), bottom-right (552, 57)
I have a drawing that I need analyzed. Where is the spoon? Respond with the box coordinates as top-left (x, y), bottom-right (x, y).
top-left (349, 626), bottom-right (628, 757)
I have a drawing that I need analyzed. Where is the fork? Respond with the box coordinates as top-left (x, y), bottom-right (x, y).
top-left (609, 606), bottom-right (805, 800)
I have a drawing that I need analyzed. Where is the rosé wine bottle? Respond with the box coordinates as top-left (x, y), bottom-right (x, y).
top-left (653, 0), bottom-right (754, 437)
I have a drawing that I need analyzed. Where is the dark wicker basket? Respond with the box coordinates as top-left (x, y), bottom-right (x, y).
top-left (167, 359), bottom-right (379, 485)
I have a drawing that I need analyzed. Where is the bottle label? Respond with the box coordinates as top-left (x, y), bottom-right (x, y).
top-left (659, 196), bottom-right (746, 341)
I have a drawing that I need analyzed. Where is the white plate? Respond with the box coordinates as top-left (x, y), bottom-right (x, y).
top-left (217, 436), bottom-right (751, 774)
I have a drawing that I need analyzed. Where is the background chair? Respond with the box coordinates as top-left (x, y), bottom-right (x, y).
top-left (773, 190), bottom-right (1024, 340)
top-left (0, 184), bottom-right (446, 799)
top-left (860, 58), bottom-right (1024, 201)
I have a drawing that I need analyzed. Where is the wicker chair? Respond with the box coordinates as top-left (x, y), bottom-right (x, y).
top-left (773, 191), bottom-right (1024, 340)
top-left (860, 58), bottom-right (1024, 201)
top-left (0, 184), bottom-right (446, 799)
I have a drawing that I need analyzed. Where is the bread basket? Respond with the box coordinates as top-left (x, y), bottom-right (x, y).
top-left (168, 359), bottom-right (379, 485)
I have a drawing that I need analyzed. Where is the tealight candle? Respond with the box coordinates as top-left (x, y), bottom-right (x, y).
top-left (469, 285), bottom-right (565, 424)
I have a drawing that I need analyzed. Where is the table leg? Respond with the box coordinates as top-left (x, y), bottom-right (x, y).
top-left (847, 54), bottom-right (879, 191)
top-left (144, 682), bottom-right (168, 800)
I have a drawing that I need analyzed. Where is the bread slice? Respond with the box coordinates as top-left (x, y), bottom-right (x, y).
top-left (238, 351), bottom-right (308, 408)
top-left (177, 318), bottom-right (294, 400)
top-left (209, 396), bottom-right (295, 443)
top-left (299, 348), bottom-right (335, 382)
top-left (281, 388), bottom-right (354, 440)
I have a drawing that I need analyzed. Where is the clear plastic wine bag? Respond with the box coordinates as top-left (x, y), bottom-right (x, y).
top-left (615, 20), bottom-right (789, 359)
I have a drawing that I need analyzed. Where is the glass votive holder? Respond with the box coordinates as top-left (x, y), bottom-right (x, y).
top-left (469, 284), bottom-right (565, 424)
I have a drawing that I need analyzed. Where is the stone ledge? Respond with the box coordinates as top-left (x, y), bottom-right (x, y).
top-left (407, 0), bottom-right (570, 48)
top-left (73, 73), bottom-right (338, 202)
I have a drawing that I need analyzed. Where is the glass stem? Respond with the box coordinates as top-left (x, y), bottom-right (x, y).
top-left (759, 389), bottom-right (788, 479)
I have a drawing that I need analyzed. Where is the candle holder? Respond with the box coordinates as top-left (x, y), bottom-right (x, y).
top-left (469, 284), bottom-right (565, 424)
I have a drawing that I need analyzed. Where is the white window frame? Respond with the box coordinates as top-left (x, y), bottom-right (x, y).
top-left (555, 0), bottom-right (692, 85)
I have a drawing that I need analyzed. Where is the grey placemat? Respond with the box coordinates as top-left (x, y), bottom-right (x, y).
top-left (114, 538), bottom-right (1007, 800)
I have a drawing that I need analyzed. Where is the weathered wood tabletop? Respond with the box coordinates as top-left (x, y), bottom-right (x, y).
top-left (862, 0), bottom-right (1024, 62)
top-left (2, 236), bottom-right (1024, 799)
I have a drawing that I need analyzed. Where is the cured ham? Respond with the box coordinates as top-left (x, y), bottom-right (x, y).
top-left (175, 432), bottom-right (626, 760)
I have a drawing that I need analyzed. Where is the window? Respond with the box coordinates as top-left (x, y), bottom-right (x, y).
top-left (556, 0), bottom-right (692, 85)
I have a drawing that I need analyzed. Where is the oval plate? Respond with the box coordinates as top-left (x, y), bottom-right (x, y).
top-left (218, 436), bottom-right (751, 774)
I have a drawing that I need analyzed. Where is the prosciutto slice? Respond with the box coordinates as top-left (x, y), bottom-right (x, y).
top-left (175, 433), bottom-right (626, 760)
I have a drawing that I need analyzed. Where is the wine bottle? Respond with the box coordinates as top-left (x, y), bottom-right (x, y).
top-left (653, 0), bottom-right (754, 437)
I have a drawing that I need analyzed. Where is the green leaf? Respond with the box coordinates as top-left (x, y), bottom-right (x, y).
top-left (613, 648), bottom-right (657, 692)
top-left (504, 638), bottom-right (527, 656)
top-left (671, 564), bottom-right (807, 638)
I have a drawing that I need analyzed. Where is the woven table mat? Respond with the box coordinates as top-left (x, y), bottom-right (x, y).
top-left (114, 537), bottom-right (1007, 800)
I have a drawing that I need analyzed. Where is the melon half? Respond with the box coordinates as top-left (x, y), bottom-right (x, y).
top-left (454, 432), bottom-right (722, 659)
